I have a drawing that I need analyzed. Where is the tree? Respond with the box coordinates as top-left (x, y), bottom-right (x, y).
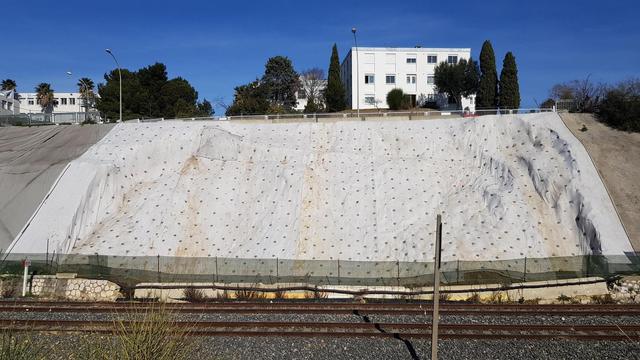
top-left (225, 80), bottom-right (271, 116)
top-left (477, 40), bottom-right (498, 109)
top-left (324, 44), bottom-right (346, 112)
top-left (96, 62), bottom-right (210, 121)
top-left (434, 58), bottom-right (480, 109)
top-left (35, 83), bottom-right (55, 113)
top-left (196, 99), bottom-right (214, 117)
top-left (97, 68), bottom-right (148, 121)
top-left (1, 79), bottom-right (16, 91)
top-left (137, 63), bottom-right (169, 117)
top-left (261, 56), bottom-right (300, 111)
top-left (1, 79), bottom-right (19, 100)
top-left (597, 79), bottom-right (640, 132)
top-left (159, 77), bottom-right (198, 118)
top-left (549, 76), bottom-right (604, 112)
top-left (498, 52), bottom-right (520, 109)
top-left (77, 78), bottom-right (96, 120)
top-left (300, 68), bottom-right (326, 113)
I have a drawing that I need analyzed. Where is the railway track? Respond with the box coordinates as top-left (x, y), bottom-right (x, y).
top-left (1, 301), bottom-right (639, 341)
top-left (0, 318), bottom-right (638, 341)
top-left (0, 301), bottom-right (639, 316)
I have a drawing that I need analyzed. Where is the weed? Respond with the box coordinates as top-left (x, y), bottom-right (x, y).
top-left (0, 279), bottom-right (19, 299)
top-left (557, 294), bottom-right (571, 304)
top-left (465, 292), bottom-right (481, 303)
top-left (87, 304), bottom-right (195, 360)
top-left (590, 294), bottom-right (616, 304)
top-left (0, 330), bottom-right (45, 360)
top-left (182, 288), bottom-right (208, 303)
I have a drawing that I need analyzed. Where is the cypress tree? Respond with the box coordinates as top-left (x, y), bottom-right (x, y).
top-left (477, 40), bottom-right (498, 109)
top-left (498, 52), bottom-right (520, 109)
top-left (324, 44), bottom-right (346, 112)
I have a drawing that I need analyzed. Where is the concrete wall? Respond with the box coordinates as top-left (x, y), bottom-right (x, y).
top-left (0, 275), bottom-right (121, 301)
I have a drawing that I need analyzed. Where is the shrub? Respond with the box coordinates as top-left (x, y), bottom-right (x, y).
top-left (557, 294), bottom-right (571, 304)
top-left (182, 287), bottom-right (208, 303)
top-left (597, 80), bottom-right (640, 132)
top-left (590, 294), bottom-right (616, 304)
top-left (1, 278), bottom-right (19, 299)
top-left (386, 89), bottom-right (405, 110)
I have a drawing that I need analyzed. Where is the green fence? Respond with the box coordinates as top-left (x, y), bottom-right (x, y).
top-left (1, 253), bottom-right (638, 289)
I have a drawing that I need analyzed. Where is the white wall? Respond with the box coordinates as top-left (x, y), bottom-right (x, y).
top-left (341, 47), bottom-right (476, 111)
top-left (0, 91), bottom-right (19, 115)
top-left (19, 92), bottom-right (98, 114)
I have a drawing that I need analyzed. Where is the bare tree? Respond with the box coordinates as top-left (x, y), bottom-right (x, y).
top-left (300, 68), bottom-right (326, 112)
top-left (549, 75), bottom-right (605, 112)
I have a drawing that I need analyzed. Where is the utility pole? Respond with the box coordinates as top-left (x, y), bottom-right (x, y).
top-left (431, 214), bottom-right (443, 360)
top-left (351, 27), bottom-right (360, 119)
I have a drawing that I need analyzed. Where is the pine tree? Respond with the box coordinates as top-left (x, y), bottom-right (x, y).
top-left (498, 52), bottom-right (520, 109)
top-left (324, 44), bottom-right (346, 112)
top-left (477, 40), bottom-right (498, 110)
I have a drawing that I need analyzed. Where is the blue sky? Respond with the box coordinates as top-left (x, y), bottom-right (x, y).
top-left (4, 0), bottom-right (639, 113)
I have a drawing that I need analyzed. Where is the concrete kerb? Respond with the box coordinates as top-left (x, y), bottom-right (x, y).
top-left (133, 277), bottom-right (609, 303)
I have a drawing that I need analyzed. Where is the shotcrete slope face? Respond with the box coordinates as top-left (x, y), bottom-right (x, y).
top-left (0, 125), bottom-right (114, 250)
top-left (10, 113), bottom-right (632, 262)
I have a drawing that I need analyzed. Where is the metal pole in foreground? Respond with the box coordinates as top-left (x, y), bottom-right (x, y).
top-left (22, 258), bottom-right (30, 297)
top-left (351, 27), bottom-right (360, 119)
top-left (105, 49), bottom-right (122, 122)
top-left (431, 214), bottom-right (443, 360)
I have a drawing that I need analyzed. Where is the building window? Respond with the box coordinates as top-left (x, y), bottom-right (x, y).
top-left (364, 95), bottom-right (375, 104)
top-left (406, 57), bottom-right (416, 64)
top-left (61, 98), bottom-right (67, 105)
top-left (364, 74), bottom-right (375, 84)
top-left (447, 55), bottom-right (458, 64)
top-left (427, 75), bottom-right (435, 85)
top-left (70, 98), bottom-right (76, 105)
top-left (28, 99), bottom-right (34, 105)
top-left (298, 89), bottom-right (306, 99)
top-left (385, 75), bottom-right (396, 84)
top-left (427, 55), bottom-right (437, 64)
top-left (406, 75), bottom-right (416, 84)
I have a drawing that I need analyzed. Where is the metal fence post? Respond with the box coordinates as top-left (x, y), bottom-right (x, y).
top-left (276, 257), bottom-right (279, 282)
top-left (337, 259), bottom-right (341, 285)
top-left (432, 214), bottom-right (443, 360)
top-left (396, 260), bottom-right (400, 288)
top-left (156, 255), bottom-right (160, 283)
top-left (215, 256), bottom-right (219, 283)
top-left (523, 256), bottom-right (527, 282)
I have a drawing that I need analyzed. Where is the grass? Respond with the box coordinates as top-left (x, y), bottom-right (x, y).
top-left (0, 330), bottom-right (45, 360)
top-left (86, 304), bottom-right (196, 360)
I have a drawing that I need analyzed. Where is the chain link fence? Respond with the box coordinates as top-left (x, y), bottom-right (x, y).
top-left (0, 112), bottom-right (102, 126)
top-left (1, 253), bottom-right (637, 290)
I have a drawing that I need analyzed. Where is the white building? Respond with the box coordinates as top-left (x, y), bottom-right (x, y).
top-left (0, 90), bottom-right (20, 115)
top-left (18, 92), bottom-right (97, 114)
top-left (340, 47), bottom-right (475, 111)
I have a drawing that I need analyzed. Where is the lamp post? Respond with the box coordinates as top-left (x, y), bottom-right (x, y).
top-left (351, 27), bottom-right (360, 119)
top-left (105, 49), bottom-right (122, 122)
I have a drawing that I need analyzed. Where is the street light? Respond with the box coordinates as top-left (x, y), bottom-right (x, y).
top-left (351, 27), bottom-right (360, 119)
top-left (105, 48), bottom-right (122, 122)
top-left (67, 71), bottom-right (93, 120)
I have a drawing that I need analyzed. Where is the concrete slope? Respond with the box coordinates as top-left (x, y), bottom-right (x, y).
top-left (0, 125), bottom-right (114, 250)
top-left (8, 114), bottom-right (632, 263)
top-left (560, 113), bottom-right (640, 251)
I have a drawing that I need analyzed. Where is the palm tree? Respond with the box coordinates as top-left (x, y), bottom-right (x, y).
top-left (77, 77), bottom-right (96, 121)
top-left (1, 79), bottom-right (16, 91)
top-left (35, 83), bottom-right (55, 114)
top-left (1, 79), bottom-right (19, 100)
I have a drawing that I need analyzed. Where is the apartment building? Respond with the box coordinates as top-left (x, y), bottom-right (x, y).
top-left (18, 92), bottom-right (98, 113)
top-left (340, 47), bottom-right (475, 111)
top-left (0, 90), bottom-right (19, 115)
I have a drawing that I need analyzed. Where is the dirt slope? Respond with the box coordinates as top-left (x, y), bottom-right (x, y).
top-left (560, 113), bottom-right (640, 251)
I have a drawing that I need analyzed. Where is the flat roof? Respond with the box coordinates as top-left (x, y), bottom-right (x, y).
top-left (351, 47), bottom-right (471, 53)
